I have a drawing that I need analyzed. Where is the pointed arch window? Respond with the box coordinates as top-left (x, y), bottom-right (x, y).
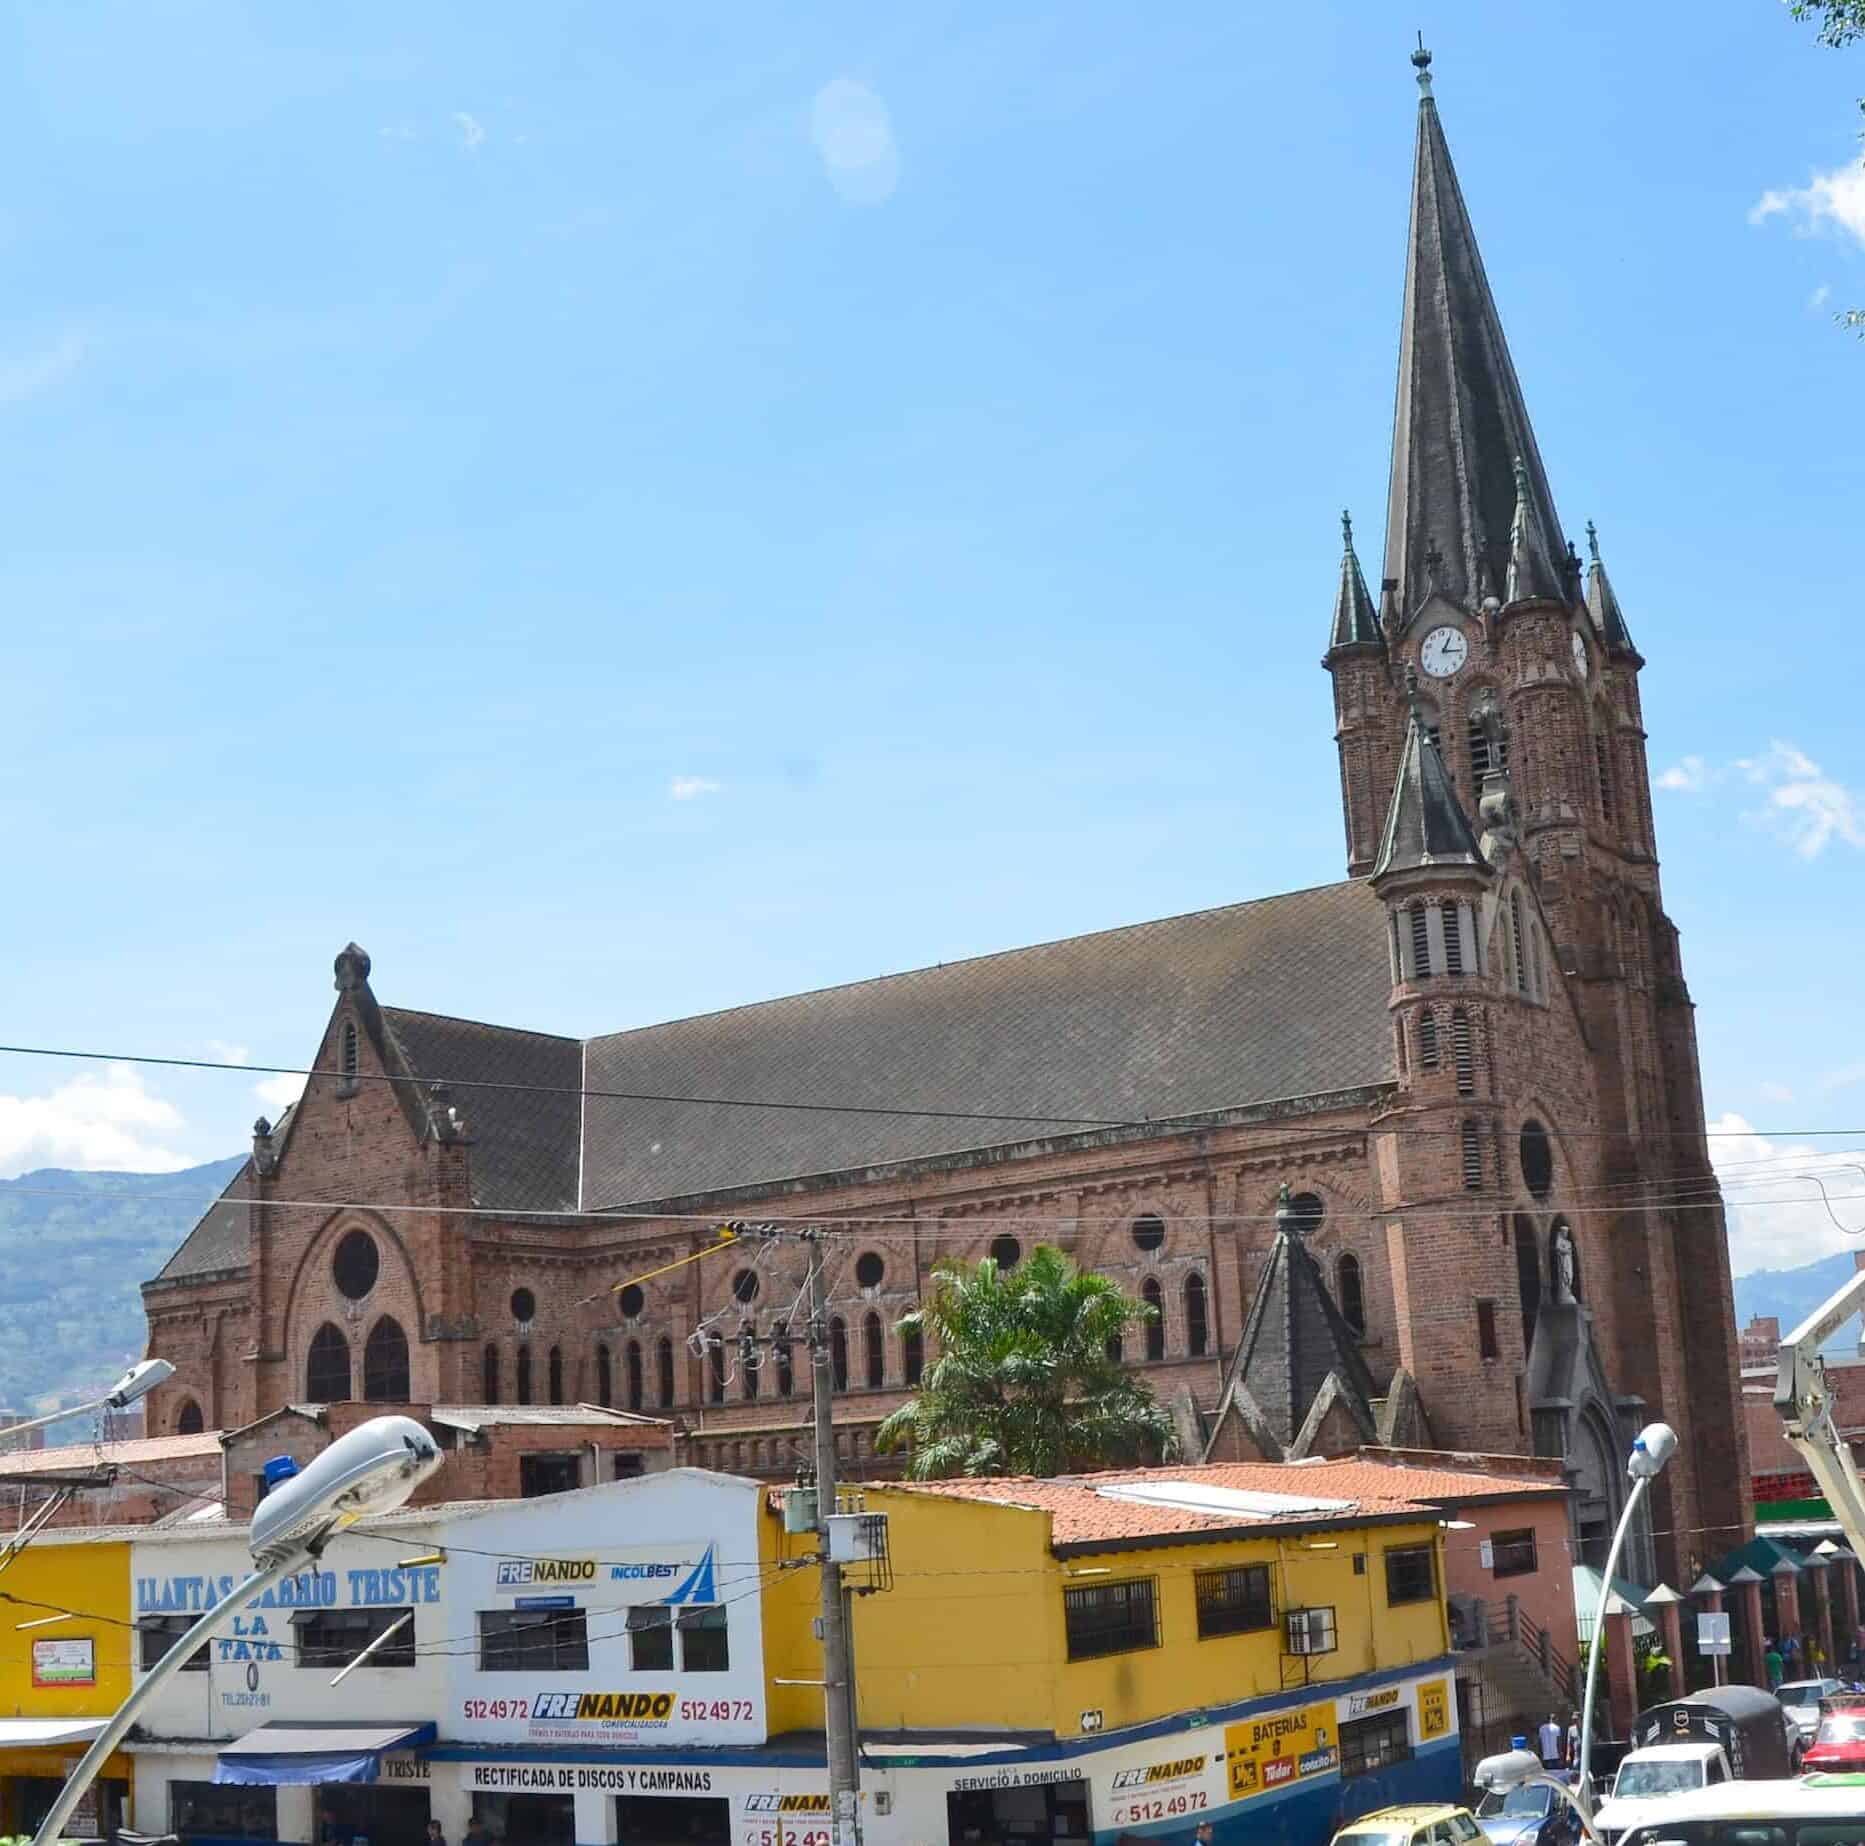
top-left (1514, 1215), bottom-right (1542, 1350)
top-left (830, 1318), bottom-right (849, 1392)
top-left (1409, 903), bottom-right (1431, 978)
top-left (1337, 1253), bottom-right (1366, 1335)
top-left (516, 1344), bottom-right (532, 1405)
top-left (625, 1340), bottom-right (643, 1411)
top-left (656, 1336), bottom-right (675, 1408)
top-left (1460, 1120), bottom-right (1485, 1191)
top-left (595, 1342), bottom-right (612, 1408)
top-left (175, 1398), bottom-right (205, 1436)
top-left (903, 1324), bottom-right (924, 1386)
top-left (1452, 1008), bottom-right (1475, 1097)
top-left (1469, 711), bottom-right (1494, 785)
top-left (1184, 1274), bottom-right (1209, 1358)
top-left (547, 1346), bottom-right (564, 1405)
top-left (1141, 1277), bottom-right (1166, 1361)
top-left (742, 1332), bottom-right (760, 1400)
top-left (482, 1343), bottom-right (500, 1405)
top-left (363, 1317), bottom-right (410, 1402)
top-left (1395, 1016), bottom-right (1408, 1076)
top-left (708, 1334), bottom-right (726, 1404)
top-left (306, 1323), bottom-right (350, 1402)
top-left (864, 1312), bottom-right (885, 1389)
top-left (1510, 891), bottom-right (1528, 995)
top-left (1390, 911), bottom-right (1403, 982)
top-left (1418, 1008), bottom-right (1439, 1069)
top-left (774, 1325), bottom-right (794, 1398)
top-left (1530, 923), bottom-right (1545, 1003)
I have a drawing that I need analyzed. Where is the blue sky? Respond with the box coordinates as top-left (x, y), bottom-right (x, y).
top-left (0, 1), bottom-right (1861, 1276)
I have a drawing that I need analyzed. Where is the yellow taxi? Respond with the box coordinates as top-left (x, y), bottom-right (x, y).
top-left (1330, 1804), bottom-right (1489, 1846)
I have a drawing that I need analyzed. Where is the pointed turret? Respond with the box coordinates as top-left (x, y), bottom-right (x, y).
top-left (1383, 46), bottom-right (1567, 621)
top-left (1206, 1186), bottom-right (1381, 1461)
top-left (1585, 519), bottom-right (1641, 659)
top-left (1326, 509), bottom-right (1383, 655)
top-left (1372, 699), bottom-right (1488, 880)
top-left (1504, 453), bottom-right (1566, 607)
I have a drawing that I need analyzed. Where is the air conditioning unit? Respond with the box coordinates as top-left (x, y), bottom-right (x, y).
top-left (1285, 1607), bottom-right (1335, 1656)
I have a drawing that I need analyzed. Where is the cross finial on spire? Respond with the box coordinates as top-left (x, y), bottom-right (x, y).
top-left (1411, 33), bottom-right (1433, 94)
top-left (1341, 508), bottom-right (1354, 551)
top-left (1586, 518), bottom-right (1601, 564)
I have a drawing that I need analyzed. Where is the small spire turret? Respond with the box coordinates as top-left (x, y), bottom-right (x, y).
top-left (1326, 508), bottom-right (1383, 655)
top-left (1504, 453), bottom-right (1566, 607)
top-left (1585, 519), bottom-right (1641, 658)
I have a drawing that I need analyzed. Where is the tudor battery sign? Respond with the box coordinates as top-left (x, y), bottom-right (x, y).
top-left (1225, 1701), bottom-right (1338, 1798)
top-left (1109, 1755), bottom-right (1210, 1827)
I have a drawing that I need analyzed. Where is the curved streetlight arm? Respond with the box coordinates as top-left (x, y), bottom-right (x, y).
top-left (30, 1551), bottom-right (303, 1846)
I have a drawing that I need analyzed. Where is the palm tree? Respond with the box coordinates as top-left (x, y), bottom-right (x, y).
top-left (875, 1244), bottom-right (1178, 1478)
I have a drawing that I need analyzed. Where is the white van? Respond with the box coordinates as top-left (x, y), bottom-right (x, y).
top-left (1594, 1741), bottom-right (1736, 1844)
top-left (1612, 1772), bottom-right (1865, 1845)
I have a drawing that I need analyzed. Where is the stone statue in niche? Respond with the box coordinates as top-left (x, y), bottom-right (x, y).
top-left (1552, 1224), bottom-right (1577, 1304)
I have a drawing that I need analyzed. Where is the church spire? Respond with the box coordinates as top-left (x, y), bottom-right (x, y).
top-left (1372, 694), bottom-right (1488, 881)
top-left (1383, 45), bottom-right (1567, 622)
top-left (1326, 509), bottom-right (1383, 654)
top-left (1585, 519), bottom-right (1641, 659)
top-left (1504, 453), bottom-right (1566, 606)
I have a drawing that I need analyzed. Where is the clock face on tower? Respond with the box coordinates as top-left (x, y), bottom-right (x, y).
top-left (1420, 625), bottom-right (1469, 679)
top-left (1571, 629), bottom-right (1588, 677)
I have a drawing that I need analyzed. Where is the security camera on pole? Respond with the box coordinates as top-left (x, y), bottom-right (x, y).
top-left (32, 1414), bottom-right (443, 1846)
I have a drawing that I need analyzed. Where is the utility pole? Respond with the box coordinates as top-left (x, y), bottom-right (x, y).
top-left (806, 1229), bottom-right (862, 1846)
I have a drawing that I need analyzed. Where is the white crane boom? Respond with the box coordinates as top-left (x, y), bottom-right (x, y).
top-left (1776, 1267), bottom-right (1865, 1553)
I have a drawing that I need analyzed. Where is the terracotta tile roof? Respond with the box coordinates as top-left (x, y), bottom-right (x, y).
top-left (0, 1431), bottom-right (223, 1478)
top-left (879, 1457), bottom-right (1565, 1549)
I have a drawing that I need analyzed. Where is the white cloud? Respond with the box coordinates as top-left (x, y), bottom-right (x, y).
top-left (0, 332), bottom-right (84, 407)
top-left (0, 1064), bottom-right (190, 1178)
top-left (1656, 755), bottom-right (1712, 794)
top-left (207, 1040), bottom-right (250, 1066)
top-left (1812, 283), bottom-right (1833, 310)
top-left (1715, 1110), bottom-right (1865, 1274)
top-left (1759, 1081), bottom-right (1797, 1106)
top-left (1751, 158), bottom-right (1865, 248)
top-left (254, 1073), bottom-right (306, 1115)
top-left (809, 79), bottom-right (900, 205)
top-left (1735, 739), bottom-right (1865, 858)
top-left (669, 776), bottom-right (722, 801)
top-left (454, 111), bottom-right (485, 153)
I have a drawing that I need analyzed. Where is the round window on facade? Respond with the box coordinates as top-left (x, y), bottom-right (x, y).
top-left (511, 1287), bottom-right (537, 1323)
top-left (732, 1268), bottom-right (760, 1304)
top-left (1520, 1121), bottom-right (1555, 1199)
top-left (332, 1229), bottom-right (379, 1301)
top-left (854, 1251), bottom-right (885, 1289)
top-left (1132, 1214), bottom-right (1166, 1253)
top-left (989, 1235), bottom-right (1022, 1271)
top-left (1289, 1192), bottom-right (1326, 1235)
top-left (617, 1283), bottom-right (645, 1319)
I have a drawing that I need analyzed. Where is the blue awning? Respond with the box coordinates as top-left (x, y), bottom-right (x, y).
top-left (214, 1722), bottom-right (436, 1786)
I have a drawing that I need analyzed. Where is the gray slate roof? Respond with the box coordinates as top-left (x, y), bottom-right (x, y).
top-left (1586, 529), bottom-right (1638, 657)
top-left (1372, 712), bottom-right (1487, 880)
top-left (580, 880), bottom-right (1396, 1209)
top-left (1327, 522), bottom-right (1383, 654)
top-left (1383, 80), bottom-right (1568, 620)
top-left (155, 1153), bottom-right (258, 1281)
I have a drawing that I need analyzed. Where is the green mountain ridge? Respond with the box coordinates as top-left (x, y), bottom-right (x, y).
top-left (1733, 1249), bottom-right (1863, 1358)
top-left (0, 1156), bottom-right (243, 1426)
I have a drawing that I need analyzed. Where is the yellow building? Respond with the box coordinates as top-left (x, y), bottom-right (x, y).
top-left (0, 1528), bottom-right (135, 1837)
top-left (762, 1460), bottom-right (1463, 1846)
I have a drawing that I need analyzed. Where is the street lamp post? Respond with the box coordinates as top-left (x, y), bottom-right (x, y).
top-left (1577, 1422), bottom-right (1678, 1819)
top-left (1474, 1746), bottom-right (1602, 1845)
top-left (0, 1359), bottom-right (175, 1450)
top-left (30, 1414), bottom-right (442, 1846)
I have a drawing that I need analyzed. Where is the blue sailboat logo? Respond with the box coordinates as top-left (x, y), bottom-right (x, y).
top-left (660, 1544), bottom-right (717, 1606)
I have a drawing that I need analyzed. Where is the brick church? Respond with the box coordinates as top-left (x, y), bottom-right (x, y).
top-left (143, 53), bottom-right (1751, 1585)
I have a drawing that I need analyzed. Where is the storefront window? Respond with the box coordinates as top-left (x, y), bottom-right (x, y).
top-left (947, 1779), bottom-right (1089, 1846)
top-left (616, 1795), bottom-right (731, 1846)
top-left (678, 1604), bottom-right (729, 1672)
top-left (472, 1792), bottom-right (574, 1846)
top-left (628, 1605), bottom-right (674, 1671)
top-left (139, 1615), bottom-right (210, 1672)
top-left (172, 1780), bottom-right (278, 1843)
top-left (293, 1606), bottom-right (415, 1669)
top-left (315, 1782), bottom-right (429, 1846)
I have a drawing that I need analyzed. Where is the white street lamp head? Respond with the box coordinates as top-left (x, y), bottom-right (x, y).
top-left (250, 1415), bottom-right (441, 1565)
top-left (105, 1358), bottom-right (174, 1409)
top-left (1474, 1747), bottom-right (1543, 1793)
top-left (1628, 1421), bottom-right (1678, 1481)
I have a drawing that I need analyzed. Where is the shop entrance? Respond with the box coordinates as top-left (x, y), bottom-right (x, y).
top-left (946, 1779), bottom-right (1090, 1846)
top-left (14, 1774), bottom-right (129, 1839)
top-left (472, 1791), bottom-right (575, 1846)
top-left (615, 1794), bottom-right (732, 1846)
top-left (315, 1782), bottom-right (432, 1846)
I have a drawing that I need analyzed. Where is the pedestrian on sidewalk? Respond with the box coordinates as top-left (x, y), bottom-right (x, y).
top-left (1538, 1713), bottom-right (1562, 1769)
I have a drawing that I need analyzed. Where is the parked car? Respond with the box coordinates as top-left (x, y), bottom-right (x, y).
top-left (1777, 1678), bottom-right (1847, 1745)
top-left (1473, 1779), bottom-right (1581, 1846)
top-left (1800, 1692), bottom-right (1865, 1773)
top-left (1328, 1804), bottom-right (1487, 1846)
